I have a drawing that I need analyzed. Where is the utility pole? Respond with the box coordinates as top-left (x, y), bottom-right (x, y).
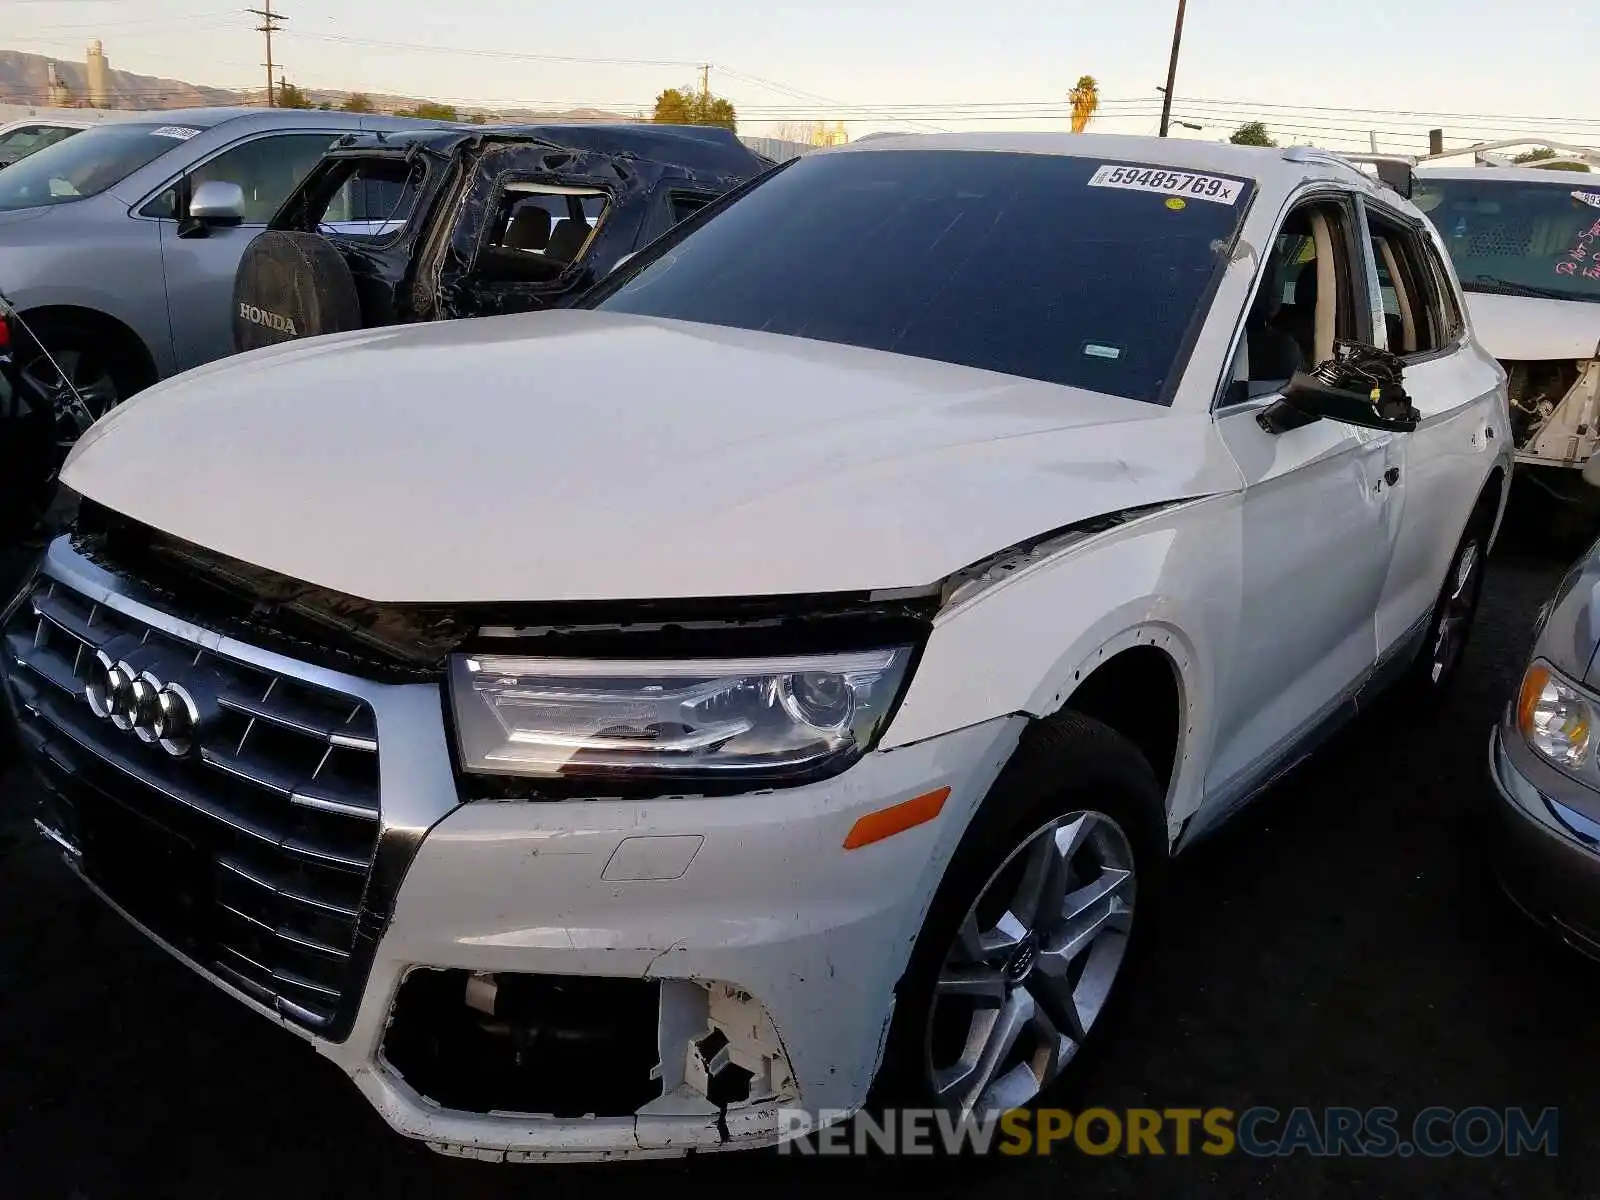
top-left (1157, 0), bottom-right (1187, 137)
top-left (700, 64), bottom-right (710, 101)
top-left (245, 1), bottom-right (287, 107)
top-left (1369, 131), bottom-right (1379, 153)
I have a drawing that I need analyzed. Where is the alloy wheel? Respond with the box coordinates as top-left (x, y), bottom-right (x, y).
top-left (1429, 538), bottom-right (1482, 685)
top-left (20, 347), bottom-right (121, 466)
top-left (925, 810), bottom-right (1136, 1117)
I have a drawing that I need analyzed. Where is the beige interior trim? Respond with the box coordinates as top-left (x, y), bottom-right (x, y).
top-left (1377, 237), bottom-right (1419, 353)
top-left (1308, 209), bottom-right (1337, 365)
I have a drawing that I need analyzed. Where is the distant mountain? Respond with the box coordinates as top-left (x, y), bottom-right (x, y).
top-left (0, 47), bottom-right (636, 123)
top-left (0, 49), bottom-right (235, 109)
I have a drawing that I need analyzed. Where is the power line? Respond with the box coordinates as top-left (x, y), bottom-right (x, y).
top-left (711, 65), bottom-right (952, 133)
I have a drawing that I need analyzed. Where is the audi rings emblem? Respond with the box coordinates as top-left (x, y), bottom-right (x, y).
top-left (84, 648), bottom-right (201, 758)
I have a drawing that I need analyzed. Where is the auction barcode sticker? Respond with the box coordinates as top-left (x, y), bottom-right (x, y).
top-left (149, 126), bottom-right (202, 141)
top-left (1088, 164), bottom-right (1244, 205)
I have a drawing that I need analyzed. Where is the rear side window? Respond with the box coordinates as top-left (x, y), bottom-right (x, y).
top-left (593, 150), bottom-right (1255, 405)
top-left (1365, 206), bottom-right (1461, 356)
top-left (668, 191), bottom-right (715, 224)
top-left (476, 185), bottom-right (611, 283)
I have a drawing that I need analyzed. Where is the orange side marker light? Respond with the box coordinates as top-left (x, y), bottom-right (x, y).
top-left (843, 787), bottom-right (951, 850)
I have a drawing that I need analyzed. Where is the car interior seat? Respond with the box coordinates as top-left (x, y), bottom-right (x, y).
top-left (544, 218), bottom-right (592, 265)
top-left (1273, 261), bottom-right (1319, 366)
top-left (503, 207), bottom-right (552, 252)
top-left (1246, 260), bottom-right (1305, 383)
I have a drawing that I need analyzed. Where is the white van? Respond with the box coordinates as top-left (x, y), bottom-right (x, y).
top-left (1413, 158), bottom-right (1600, 488)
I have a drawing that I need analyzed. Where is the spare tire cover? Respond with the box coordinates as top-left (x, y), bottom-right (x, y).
top-left (232, 230), bottom-right (364, 352)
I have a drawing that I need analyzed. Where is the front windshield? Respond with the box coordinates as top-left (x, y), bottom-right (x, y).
top-left (1415, 174), bottom-right (1600, 304)
top-left (0, 121), bottom-right (208, 212)
top-left (591, 149), bottom-right (1254, 405)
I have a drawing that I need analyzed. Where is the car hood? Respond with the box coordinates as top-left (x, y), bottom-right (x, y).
top-left (1465, 291), bottom-right (1600, 361)
top-left (1530, 534), bottom-right (1600, 690)
top-left (62, 311), bottom-right (1241, 604)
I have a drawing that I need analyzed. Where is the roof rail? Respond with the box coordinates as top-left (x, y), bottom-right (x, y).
top-left (1281, 145), bottom-right (1416, 197)
top-left (1418, 137), bottom-right (1600, 170)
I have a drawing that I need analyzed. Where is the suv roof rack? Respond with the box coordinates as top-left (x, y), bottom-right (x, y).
top-left (1417, 137), bottom-right (1600, 171)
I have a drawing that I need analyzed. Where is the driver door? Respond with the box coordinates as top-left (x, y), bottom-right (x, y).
top-left (146, 131), bottom-right (339, 372)
top-left (1206, 193), bottom-right (1401, 805)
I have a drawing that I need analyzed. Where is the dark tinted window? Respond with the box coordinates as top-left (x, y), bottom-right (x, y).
top-left (593, 150), bottom-right (1254, 404)
top-left (0, 121), bottom-right (212, 211)
top-left (1415, 175), bottom-right (1600, 303)
top-left (669, 191), bottom-right (714, 223)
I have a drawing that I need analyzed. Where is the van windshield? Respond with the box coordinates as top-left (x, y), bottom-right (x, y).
top-left (1415, 175), bottom-right (1600, 304)
top-left (0, 121), bottom-right (210, 212)
top-left (590, 149), bottom-right (1255, 405)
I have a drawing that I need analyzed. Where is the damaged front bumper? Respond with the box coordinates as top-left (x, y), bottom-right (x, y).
top-left (1509, 358), bottom-right (1600, 469)
top-left (1, 536), bottom-right (1020, 1161)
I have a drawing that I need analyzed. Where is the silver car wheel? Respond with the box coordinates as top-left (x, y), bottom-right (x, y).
top-left (925, 810), bottom-right (1136, 1118)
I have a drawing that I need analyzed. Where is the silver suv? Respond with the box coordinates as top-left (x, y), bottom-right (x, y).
top-left (0, 107), bottom-right (440, 414)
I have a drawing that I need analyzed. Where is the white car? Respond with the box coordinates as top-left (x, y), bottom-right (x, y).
top-left (0, 114), bottom-right (128, 170)
top-left (1413, 163), bottom-right (1600, 485)
top-left (2, 133), bottom-right (1511, 1161)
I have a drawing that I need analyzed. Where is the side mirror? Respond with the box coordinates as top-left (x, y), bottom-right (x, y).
top-left (1583, 454), bottom-right (1600, 490)
top-left (179, 180), bottom-right (246, 238)
top-left (1259, 369), bottom-right (1420, 435)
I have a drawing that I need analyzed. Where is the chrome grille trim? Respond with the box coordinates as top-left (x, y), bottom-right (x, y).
top-left (1, 536), bottom-right (466, 1044)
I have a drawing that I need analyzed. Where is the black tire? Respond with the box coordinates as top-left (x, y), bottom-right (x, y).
top-left (1396, 492), bottom-right (1496, 710)
top-left (232, 230), bottom-right (363, 353)
top-left (0, 316), bottom-right (145, 545)
top-left (871, 710), bottom-right (1168, 1128)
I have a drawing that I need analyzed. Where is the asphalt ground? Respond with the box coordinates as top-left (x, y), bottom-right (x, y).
top-left (1, 492), bottom-right (1596, 1198)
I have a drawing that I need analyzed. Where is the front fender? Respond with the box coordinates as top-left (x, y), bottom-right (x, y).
top-left (2, 221), bottom-right (174, 378)
top-left (880, 493), bottom-right (1244, 841)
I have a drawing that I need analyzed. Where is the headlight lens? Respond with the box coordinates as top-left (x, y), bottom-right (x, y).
top-left (1517, 661), bottom-right (1594, 770)
top-left (449, 647), bottom-right (914, 783)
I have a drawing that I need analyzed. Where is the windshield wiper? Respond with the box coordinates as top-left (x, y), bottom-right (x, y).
top-left (1463, 275), bottom-right (1596, 302)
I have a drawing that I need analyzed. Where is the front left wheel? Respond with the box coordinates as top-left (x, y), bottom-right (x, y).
top-left (873, 711), bottom-right (1168, 1123)
top-left (1, 319), bottom-right (142, 543)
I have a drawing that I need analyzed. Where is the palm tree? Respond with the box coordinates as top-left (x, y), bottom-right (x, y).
top-left (1069, 75), bottom-right (1100, 133)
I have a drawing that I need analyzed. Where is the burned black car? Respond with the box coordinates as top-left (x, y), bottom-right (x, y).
top-left (230, 123), bottom-right (772, 351)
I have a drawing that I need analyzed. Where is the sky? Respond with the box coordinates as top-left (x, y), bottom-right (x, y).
top-left (9, 0), bottom-right (1600, 153)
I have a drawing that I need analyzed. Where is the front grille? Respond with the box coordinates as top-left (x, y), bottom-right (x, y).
top-left (2, 572), bottom-right (382, 1035)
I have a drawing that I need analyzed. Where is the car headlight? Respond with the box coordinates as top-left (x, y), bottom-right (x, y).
top-left (448, 646), bottom-right (914, 785)
top-left (1517, 661), bottom-right (1594, 770)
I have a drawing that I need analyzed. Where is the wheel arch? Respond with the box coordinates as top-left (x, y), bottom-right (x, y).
top-left (15, 304), bottom-right (159, 394)
top-left (967, 619), bottom-right (1205, 853)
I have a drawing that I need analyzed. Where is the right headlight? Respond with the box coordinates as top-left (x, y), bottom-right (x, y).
top-left (448, 646), bottom-right (915, 787)
top-left (1517, 660), bottom-right (1595, 771)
